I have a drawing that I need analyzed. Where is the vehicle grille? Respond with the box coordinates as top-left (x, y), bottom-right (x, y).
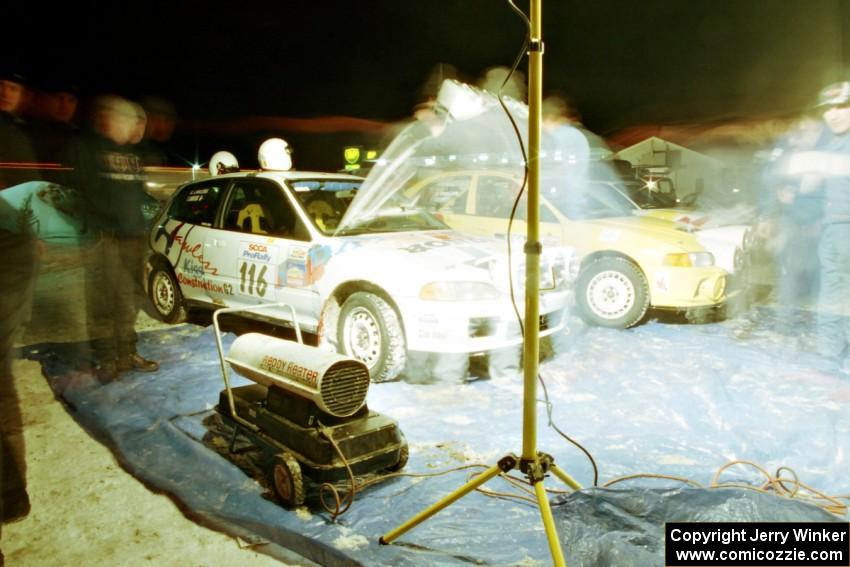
top-left (469, 317), bottom-right (498, 338)
top-left (540, 310), bottom-right (562, 332)
top-left (476, 310), bottom-right (563, 338)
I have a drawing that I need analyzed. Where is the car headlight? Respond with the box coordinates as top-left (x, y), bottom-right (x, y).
top-left (662, 252), bottom-right (714, 267)
top-left (419, 281), bottom-right (502, 301)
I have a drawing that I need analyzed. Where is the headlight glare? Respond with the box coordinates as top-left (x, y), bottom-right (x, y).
top-left (663, 252), bottom-right (714, 267)
top-left (419, 281), bottom-right (501, 301)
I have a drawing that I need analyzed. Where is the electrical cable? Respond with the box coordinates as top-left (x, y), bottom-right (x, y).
top-left (500, 0), bottom-right (599, 486)
top-left (317, 425), bottom-right (357, 522)
top-left (314, 427), bottom-right (846, 519)
top-left (711, 460), bottom-right (848, 517)
top-left (602, 473), bottom-right (703, 489)
top-left (600, 460), bottom-right (847, 518)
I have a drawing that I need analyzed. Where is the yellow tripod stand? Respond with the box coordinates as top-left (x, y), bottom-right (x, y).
top-left (380, 2), bottom-right (581, 564)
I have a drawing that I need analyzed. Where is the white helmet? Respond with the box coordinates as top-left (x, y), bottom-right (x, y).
top-left (209, 151), bottom-right (239, 176)
top-left (258, 137), bottom-right (293, 171)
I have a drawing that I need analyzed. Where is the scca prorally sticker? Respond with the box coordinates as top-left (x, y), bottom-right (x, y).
top-left (239, 241), bottom-right (278, 264)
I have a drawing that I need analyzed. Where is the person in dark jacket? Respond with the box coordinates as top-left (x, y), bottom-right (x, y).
top-left (64, 95), bottom-right (158, 382)
top-left (0, 71), bottom-right (40, 189)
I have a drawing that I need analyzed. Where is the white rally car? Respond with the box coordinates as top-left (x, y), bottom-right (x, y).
top-left (144, 163), bottom-right (571, 382)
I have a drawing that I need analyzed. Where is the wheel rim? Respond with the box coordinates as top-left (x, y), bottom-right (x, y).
top-left (152, 272), bottom-right (175, 315)
top-left (586, 270), bottom-right (635, 319)
top-left (273, 463), bottom-right (292, 502)
top-left (343, 307), bottom-right (382, 368)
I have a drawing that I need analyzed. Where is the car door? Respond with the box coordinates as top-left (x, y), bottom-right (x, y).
top-left (207, 177), bottom-right (317, 327)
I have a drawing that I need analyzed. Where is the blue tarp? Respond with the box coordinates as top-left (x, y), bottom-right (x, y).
top-left (25, 304), bottom-right (850, 566)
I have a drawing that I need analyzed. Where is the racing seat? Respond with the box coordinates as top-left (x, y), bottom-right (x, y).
top-left (237, 204), bottom-right (270, 235)
top-left (306, 196), bottom-right (339, 232)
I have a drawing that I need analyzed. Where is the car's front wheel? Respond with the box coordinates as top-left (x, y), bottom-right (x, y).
top-left (337, 292), bottom-right (406, 383)
top-left (576, 257), bottom-right (649, 329)
top-left (148, 263), bottom-right (187, 324)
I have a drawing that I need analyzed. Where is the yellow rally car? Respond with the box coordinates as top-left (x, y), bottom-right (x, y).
top-left (404, 170), bottom-right (729, 329)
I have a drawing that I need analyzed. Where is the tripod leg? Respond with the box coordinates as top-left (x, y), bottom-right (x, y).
top-left (550, 463), bottom-right (582, 491)
top-left (534, 480), bottom-right (567, 567)
top-left (380, 462), bottom-right (504, 545)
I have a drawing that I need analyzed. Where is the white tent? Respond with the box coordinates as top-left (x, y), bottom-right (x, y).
top-left (614, 136), bottom-right (725, 203)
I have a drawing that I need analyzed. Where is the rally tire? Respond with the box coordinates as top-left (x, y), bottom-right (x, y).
top-left (576, 257), bottom-right (649, 329)
top-left (337, 292), bottom-right (406, 383)
top-left (270, 452), bottom-right (305, 508)
top-left (148, 263), bottom-right (188, 324)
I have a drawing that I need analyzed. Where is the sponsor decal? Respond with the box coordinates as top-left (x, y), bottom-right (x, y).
top-left (307, 244), bottom-right (332, 282)
top-left (97, 151), bottom-right (144, 181)
top-left (399, 234), bottom-right (494, 254)
top-left (673, 215), bottom-right (708, 229)
top-left (154, 221), bottom-right (186, 256)
top-left (260, 355), bottom-right (318, 387)
top-left (239, 241), bottom-right (277, 263)
top-left (286, 264), bottom-right (307, 287)
top-left (177, 273), bottom-right (232, 295)
top-left (289, 246), bottom-right (308, 261)
top-left (173, 234), bottom-right (217, 275)
top-left (278, 245), bottom-right (330, 288)
top-left (180, 258), bottom-right (205, 278)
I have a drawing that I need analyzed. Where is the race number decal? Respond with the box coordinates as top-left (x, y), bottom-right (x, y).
top-left (239, 261), bottom-right (269, 297)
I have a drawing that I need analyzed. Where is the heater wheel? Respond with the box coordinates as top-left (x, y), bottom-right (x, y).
top-left (387, 439), bottom-right (409, 472)
top-left (271, 452), bottom-right (305, 508)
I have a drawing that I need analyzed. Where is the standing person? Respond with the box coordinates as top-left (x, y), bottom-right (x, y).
top-left (760, 115), bottom-right (825, 312)
top-left (0, 70), bottom-right (42, 539)
top-left (0, 197), bottom-right (39, 551)
top-left (541, 94), bottom-right (592, 212)
top-left (0, 71), bottom-right (40, 189)
top-left (26, 80), bottom-right (80, 179)
top-left (137, 95), bottom-right (177, 166)
top-left (790, 81), bottom-right (850, 373)
top-left (64, 95), bottom-right (158, 382)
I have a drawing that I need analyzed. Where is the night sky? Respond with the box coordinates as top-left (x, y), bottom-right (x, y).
top-left (6, 0), bottom-right (850, 169)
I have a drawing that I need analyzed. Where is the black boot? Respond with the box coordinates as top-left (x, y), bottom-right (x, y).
top-left (117, 353), bottom-right (159, 373)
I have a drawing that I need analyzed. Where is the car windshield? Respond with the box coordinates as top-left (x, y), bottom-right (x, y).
top-left (544, 177), bottom-right (638, 220)
top-left (288, 178), bottom-right (362, 235)
top-left (335, 209), bottom-right (448, 236)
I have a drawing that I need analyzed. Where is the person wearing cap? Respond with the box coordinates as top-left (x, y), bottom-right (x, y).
top-left (758, 115), bottom-right (825, 316)
top-left (788, 80), bottom-right (850, 373)
top-left (25, 80), bottom-right (79, 175)
top-left (137, 95), bottom-right (177, 166)
top-left (0, 71), bottom-right (40, 188)
top-left (0, 72), bottom-right (40, 534)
